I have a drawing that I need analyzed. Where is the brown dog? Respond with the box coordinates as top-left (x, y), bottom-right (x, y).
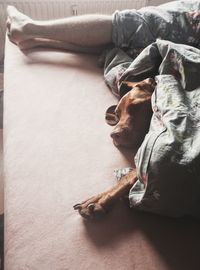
top-left (73, 78), bottom-right (155, 219)
top-left (106, 78), bottom-right (155, 148)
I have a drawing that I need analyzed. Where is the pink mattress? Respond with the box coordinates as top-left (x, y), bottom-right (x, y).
top-left (4, 38), bottom-right (200, 270)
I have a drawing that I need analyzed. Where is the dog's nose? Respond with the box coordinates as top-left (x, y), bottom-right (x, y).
top-left (110, 131), bottom-right (121, 141)
top-left (111, 128), bottom-right (133, 147)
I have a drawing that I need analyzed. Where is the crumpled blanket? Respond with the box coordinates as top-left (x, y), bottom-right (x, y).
top-left (105, 0), bottom-right (200, 96)
top-left (104, 0), bottom-right (200, 218)
top-left (128, 40), bottom-right (200, 218)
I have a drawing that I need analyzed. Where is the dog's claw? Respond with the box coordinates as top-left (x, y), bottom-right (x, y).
top-left (88, 203), bottom-right (95, 211)
top-left (74, 193), bottom-right (109, 220)
top-left (73, 204), bottom-right (81, 210)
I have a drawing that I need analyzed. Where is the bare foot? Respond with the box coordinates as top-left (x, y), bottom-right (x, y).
top-left (7, 5), bottom-right (33, 45)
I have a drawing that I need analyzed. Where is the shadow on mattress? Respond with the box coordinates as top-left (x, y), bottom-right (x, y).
top-left (83, 204), bottom-right (200, 270)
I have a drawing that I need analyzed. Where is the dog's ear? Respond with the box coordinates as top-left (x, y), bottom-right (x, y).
top-left (121, 81), bottom-right (137, 89)
top-left (120, 81), bottom-right (137, 96)
top-left (105, 105), bottom-right (119, 126)
top-left (143, 78), bottom-right (156, 94)
top-left (120, 78), bottom-right (155, 96)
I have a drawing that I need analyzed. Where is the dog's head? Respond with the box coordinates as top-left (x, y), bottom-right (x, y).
top-left (105, 78), bottom-right (155, 148)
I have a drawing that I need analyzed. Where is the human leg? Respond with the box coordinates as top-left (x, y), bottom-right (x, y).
top-left (18, 38), bottom-right (107, 54)
top-left (7, 6), bottom-right (113, 49)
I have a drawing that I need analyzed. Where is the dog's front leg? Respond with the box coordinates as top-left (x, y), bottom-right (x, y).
top-left (73, 169), bottom-right (137, 219)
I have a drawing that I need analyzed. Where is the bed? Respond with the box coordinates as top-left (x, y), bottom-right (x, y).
top-left (3, 33), bottom-right (200, 269)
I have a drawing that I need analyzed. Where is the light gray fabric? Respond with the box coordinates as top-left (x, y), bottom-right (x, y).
top-left (107, 0), bottom-right (200, 96)
top-left (127, 40), bottom-right (200, 218)
top-left (105, 0), bottom-right (200, 218)
top-left (112, 0), bottom-right (200, 49)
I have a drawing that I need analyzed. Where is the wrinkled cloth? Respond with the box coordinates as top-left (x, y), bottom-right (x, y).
top-left (112, 1), bottom-right (200, 49)
top-left (105, 0), bottom-right (200, 96)
top-left (105, 1), bottom-right (200, 217)
top-left (121, 40), bottom-right (200, 218)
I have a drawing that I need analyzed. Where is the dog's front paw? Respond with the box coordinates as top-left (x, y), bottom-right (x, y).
top-left (73, 194), bottom-right (110, 220)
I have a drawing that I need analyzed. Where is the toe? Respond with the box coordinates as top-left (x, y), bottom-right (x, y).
top-left (6, 18), bottom-right (11, 32)
top-left (79, 208), bottom-right (93, 220)
top-left (87, 204), bottom-right (95, 211)
top-left (7, 32), bottom-right (17, 45)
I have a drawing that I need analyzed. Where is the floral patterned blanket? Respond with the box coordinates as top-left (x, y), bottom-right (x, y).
top-left (104, 0), bottom-right (200, 97)
top-left (104, 1), bottom-right (200, 218)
